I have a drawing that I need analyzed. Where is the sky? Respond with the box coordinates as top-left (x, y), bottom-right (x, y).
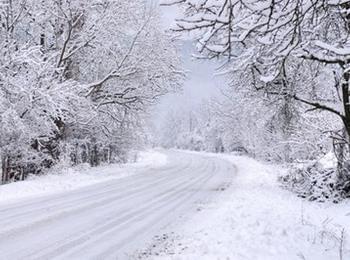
top-left (152, 3), bottom-right (225, 123)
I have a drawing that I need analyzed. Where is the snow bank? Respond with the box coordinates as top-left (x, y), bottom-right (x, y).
top-left (138, 152), bottom-right (350, 260)
top-left (0, 150), bottom-right (167, 204)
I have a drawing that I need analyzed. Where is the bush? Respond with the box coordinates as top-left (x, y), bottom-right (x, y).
top-left (280, 157), bottom-right (350, 203)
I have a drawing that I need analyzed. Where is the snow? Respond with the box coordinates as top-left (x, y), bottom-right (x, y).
top-left (137, 151), bottom-right (350, 260)
top-left (1, 149), bottom-right (349, 259)
top-left (314, 40), bottom-right (350, 56)
top-left (0, 149), bottom-right (233, 259)
top-left (318, 151), bottom-right (338, 169)
top-left (0, 150), bottom-right (167, 204)
top-left (260, 74), bottom-right (276, 83)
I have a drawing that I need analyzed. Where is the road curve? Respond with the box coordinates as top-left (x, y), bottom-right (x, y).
top-left (0, 150), bottom-right (235, 260)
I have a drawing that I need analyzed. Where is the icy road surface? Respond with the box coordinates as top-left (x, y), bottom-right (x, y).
top-left (0, 150), bottom-right (234, 259)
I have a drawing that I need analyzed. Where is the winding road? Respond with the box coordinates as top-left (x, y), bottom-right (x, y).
top-left (0, 150), bottom-right (235, 259)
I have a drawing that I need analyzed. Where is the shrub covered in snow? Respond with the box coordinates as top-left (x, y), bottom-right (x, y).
top-left (280, 153), bottom-right (350, 202)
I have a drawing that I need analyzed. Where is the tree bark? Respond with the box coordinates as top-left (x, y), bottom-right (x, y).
top-left (337, 69), bottom-right (350, 182)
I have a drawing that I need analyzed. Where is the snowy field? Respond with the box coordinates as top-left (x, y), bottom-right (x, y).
top-left (0, 150), bottom-right (168, 204)
top-left (135, 151), bottom-right (350, 260)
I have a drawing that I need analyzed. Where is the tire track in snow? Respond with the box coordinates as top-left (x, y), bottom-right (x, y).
top-left (0, 155), bottom-right (204, 241)
top-left (0, 150), bottom-right (233, 260)
top-left (0, 152), bottom-right (192, 220)
top-left (32, 160), bottom-right (216, 260)
top-left (0, 156), bottom-right (195, 229)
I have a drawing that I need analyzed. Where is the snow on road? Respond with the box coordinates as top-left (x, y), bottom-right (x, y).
top-left (136, 152), bottom-right (350, 260)
top-left (0, 150), bottom-right (234, 259)
top-left (0, 150), bottom-right (168, 204)
top-left (1, 150), bottom-right (349, 260)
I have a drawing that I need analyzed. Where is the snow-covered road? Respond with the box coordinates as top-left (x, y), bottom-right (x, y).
top-left (0, 150), bottom-right (234, 260)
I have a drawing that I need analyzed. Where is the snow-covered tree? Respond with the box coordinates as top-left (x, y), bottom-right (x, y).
top-left (0, 0), bottom-right (183, 183)
top-left (163, 0), bottom-right (350, 182)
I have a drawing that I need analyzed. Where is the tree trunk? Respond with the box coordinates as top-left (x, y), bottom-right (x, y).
top-left (337, 70), bottom-right (350, 182)
top-left (1, 156), bottom-right (9, 184)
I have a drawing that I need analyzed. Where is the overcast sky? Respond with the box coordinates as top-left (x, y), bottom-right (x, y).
top-left (152, 3), bottom-right (224, 123)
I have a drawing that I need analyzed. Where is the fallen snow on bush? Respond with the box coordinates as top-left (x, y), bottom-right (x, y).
top-left (0, 150), bottom-right (167, 204)
top-left (280, 152), bottom-right (350, 202)
top-left (136, 152), bottom-right (350, 260)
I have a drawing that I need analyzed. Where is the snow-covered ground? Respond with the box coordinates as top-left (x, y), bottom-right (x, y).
top-left (1, 149), bottom-right (349, 259)
top-left (0, 149), bottom-right (233, 259)
top-left (136, 151), bottom-right (350, 260)
top-left (0, 150), bottom-right (167, 204)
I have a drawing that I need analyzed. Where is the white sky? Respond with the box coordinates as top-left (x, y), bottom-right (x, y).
top-left (152, 3), bottom-right (224, 123)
